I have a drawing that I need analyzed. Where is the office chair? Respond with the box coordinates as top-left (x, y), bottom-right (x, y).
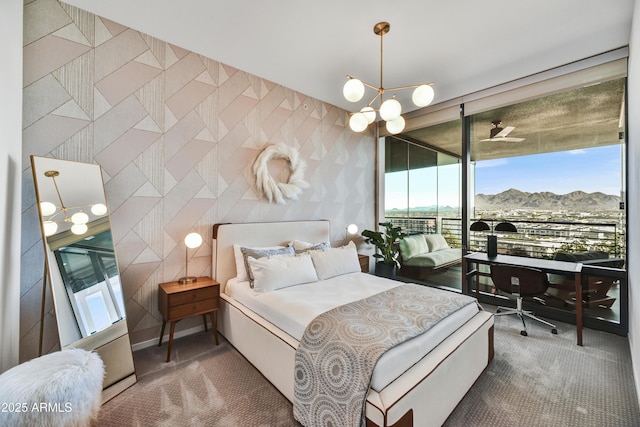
top-left (490, 264), bottom-right (558, 337)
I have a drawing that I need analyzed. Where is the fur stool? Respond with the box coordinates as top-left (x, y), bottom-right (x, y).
top-left (0, 348), bottom-right (104, 427)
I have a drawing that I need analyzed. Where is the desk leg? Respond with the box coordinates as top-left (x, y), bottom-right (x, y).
top-left (210, 311), bottom-right (219, 345)
top-left (575, 272), bottom-right (583, 346)
top-left (166, 321), bottom-right (176, 362)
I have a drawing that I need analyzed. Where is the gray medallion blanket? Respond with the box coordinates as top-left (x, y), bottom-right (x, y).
top-left (293, 283), bottom-right (477, 427)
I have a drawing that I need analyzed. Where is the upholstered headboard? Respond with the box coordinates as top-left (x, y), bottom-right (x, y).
top-left (212, 220), bottom-right (331, 293)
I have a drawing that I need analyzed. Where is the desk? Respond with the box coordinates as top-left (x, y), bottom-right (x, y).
top-left (463, 253), bottom-right (583, 346)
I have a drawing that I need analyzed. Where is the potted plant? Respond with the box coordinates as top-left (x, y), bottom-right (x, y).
top-left (361, 222), bottom-right (406, 279)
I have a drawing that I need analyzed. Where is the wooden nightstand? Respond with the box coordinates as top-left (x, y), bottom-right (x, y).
top-left (158, 276), bottom-right (220, 362)
top-left (358, 254), bottom-right (369, 273)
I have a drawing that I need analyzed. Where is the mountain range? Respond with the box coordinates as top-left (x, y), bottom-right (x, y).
top-left (475, 188), bottom-right (621, 211)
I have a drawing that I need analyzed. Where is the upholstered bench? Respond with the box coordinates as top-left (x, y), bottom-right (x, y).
top-left (0, 348), bottom-right (104, 427)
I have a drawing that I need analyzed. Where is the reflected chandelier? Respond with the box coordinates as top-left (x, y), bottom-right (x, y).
top-left (39, 170), bottom-right (108, 237)
top-left (344, 22), bottom-right (435, 135)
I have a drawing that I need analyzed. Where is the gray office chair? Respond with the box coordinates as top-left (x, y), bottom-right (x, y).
top-left (490, 264), bottom-right (558, 336)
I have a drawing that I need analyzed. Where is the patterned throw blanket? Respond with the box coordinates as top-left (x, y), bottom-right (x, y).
top-left (293, 284), bottom-right (477, 427)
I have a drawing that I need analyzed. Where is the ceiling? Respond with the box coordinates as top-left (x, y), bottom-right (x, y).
top-left (61, 0), bottom-right (634, 117)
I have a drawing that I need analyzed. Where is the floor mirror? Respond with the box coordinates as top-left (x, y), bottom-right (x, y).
top-left (31, 155), bottom-right (136, 402)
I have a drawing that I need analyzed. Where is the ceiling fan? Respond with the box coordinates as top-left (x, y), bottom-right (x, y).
top-left (481, 120), bottom-right (525, 142)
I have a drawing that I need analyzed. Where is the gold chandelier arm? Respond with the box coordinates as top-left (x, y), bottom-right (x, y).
top-left (385, 82), bottom-right (434, 92)
top-left (367, 91), bottom-right (382, 108)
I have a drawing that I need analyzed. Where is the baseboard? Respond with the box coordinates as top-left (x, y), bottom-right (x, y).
top-left (131, 323), bottom-right (211, 352)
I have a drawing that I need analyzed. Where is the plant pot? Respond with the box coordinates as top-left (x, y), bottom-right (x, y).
top-left (375, 262), bottom-right (396, 280)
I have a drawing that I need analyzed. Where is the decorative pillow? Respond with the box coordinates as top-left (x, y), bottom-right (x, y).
top-left (234, 245), bottom-right (293, 284)
top-left (424, 234), bottom-right (450, 252)
top-left (310, 241), bottom-right (361, 280)
top-left (399, 234), bottom-right (429, 260)
top-left (289, 240), bottom-right (331, 253)
top-left (248, 253), bottom-right (318, 293)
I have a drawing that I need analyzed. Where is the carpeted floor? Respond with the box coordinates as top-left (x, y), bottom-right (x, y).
top-left (95, 309), bottom-right (640, 426)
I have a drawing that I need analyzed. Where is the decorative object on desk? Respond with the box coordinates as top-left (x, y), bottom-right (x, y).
top-left (345, 223), bottom-right (358, 243)
top-left (38, 169), bottom-right (108, 236)
top-left (179, 232), bottom-right (203, 284)
top-left (343, 21), bottom-right (435, 135)
top-left (470, 219), bottom-right (518, 258)
top-left (253, 143), bottom-right (309, 204)
top-left (361, 222), bottom-right (406, 279)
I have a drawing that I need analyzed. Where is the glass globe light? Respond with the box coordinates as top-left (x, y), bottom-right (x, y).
top-left (386, 116), bottom-right (406, 134)
top-left (71, 211), bottom-right (89, 225)
top-left (40, 201), bottom-right (56, 217)
top-left (91, 203), bottom-right (107, 216)
top-left (71, 223), bottom-right (88, 235)
top-left (184, 232), bottom-right (203, 249)
top-left (347, 224), bottom-right (358, 235)
top-left (349, 113), bottom-right (369, 132)
top-left (412, 84), bottom-right (435, 107)
top-left (379, 98), bottom-right (402, 121)
top-left (43, 221), bottom-right (58, 237)
top-left (360, 107), bottom-right (376, 124)
top-left (343, 78), bottom-right (365, 102)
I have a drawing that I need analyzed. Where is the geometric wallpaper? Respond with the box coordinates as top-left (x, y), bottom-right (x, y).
top-left (20, 0), bottom-right (375, 361)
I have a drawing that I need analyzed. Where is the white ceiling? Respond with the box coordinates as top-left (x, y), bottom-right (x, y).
top-left (62, 0), bottom-right (634, 116)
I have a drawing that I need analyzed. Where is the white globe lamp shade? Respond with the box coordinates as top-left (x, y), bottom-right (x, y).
top-left (343, 79), bottom-right (365, 102)
top-left (347, 224), bottom-right (358, 235)
top-left (71, 223), bottom-right (88, 235)
top-left (349, 113), bottom-right (369, 132)
top-left (412, 84), bottom-right (435, 107)
top-left (71, 211), bottom-right (89, 225)
top-left (386, 116), bottom-right (406, 134)
top-left (40, 201), bottom-right (56, 217)
top-left (360, 107), bottom-right (376, 124)
top-left (184, 232), bottom-right (203, 249)
top-left (379, 98), bottom-right (402, 121)
top-left (43, 221), bottom-right (58, 237)
top-left (91, 203), bottom-right (108, 216)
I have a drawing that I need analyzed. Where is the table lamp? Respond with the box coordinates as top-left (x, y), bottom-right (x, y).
top-left (178, 232), bottom-right (203, 284)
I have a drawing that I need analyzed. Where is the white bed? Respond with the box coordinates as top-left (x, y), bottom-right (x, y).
top-left (212, 220), bottom-right (494, 427)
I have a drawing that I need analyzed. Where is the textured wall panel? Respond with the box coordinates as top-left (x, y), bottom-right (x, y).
top-left (20, 1), bottom-right (375, 360)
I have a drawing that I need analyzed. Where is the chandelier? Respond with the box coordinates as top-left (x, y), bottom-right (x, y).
top-left (343, 22), bottom-right (435, 135)
top-left (39, 170), bottom-right (108, 237)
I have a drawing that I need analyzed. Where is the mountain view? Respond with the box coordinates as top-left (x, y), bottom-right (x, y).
top-left (475, 188), bottom-right (621, 211)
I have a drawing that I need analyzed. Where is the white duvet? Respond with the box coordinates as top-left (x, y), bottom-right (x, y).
top-left (226, 272), bottom-right (479, 391)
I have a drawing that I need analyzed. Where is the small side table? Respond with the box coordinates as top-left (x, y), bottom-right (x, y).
top-left (158, 276), bottom-right (220, 362)
top-left (358, 254), bottom-right (369, 273)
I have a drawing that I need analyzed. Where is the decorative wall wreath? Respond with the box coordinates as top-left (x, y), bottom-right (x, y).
top-left (253, 143), bottom-right (309, 204)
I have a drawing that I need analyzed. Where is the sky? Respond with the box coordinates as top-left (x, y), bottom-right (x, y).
top-left (385, 145), bottom-right (623, 210)
top-left (475, 145), bottom-right (623, 196)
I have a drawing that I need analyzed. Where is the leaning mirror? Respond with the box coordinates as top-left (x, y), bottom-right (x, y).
top-left (31, 155), bottom-right (136, 402)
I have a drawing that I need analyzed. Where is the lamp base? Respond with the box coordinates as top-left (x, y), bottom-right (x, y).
top-left (487, 235), bottom-right (498, 258)
top-left (178, 276), bottom-right (197, 285)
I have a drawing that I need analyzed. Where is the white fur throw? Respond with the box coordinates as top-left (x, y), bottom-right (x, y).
top-left (0, 348), bottom-right (104, 427)
top-left (252, 143), bottom-right (309, 204)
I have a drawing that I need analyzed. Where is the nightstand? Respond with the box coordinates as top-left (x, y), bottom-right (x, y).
top-left (358, 254), bottom-right (369, 273)
top-left (158, 276), bottom-right (220, 362)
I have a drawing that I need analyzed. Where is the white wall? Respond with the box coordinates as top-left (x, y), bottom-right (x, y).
top-left (0, 0), bottom-right (23, 373)
top-left (627, 0), bottom-right (640, 405)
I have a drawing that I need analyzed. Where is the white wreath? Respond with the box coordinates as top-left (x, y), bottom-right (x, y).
top-left (253, 143), bottom-right (309, 204)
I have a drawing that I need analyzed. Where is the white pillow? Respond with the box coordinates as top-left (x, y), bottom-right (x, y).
top-left (289, 240), bottom-right (331, 253)
top-left (233, 244), bottom-right (288, 281)
top-left (248, 253), bottom-right (318, 293)
top-left (424, 234), bottom-right (450, 252)
top-left (310, 241), bottom-right (361, 280)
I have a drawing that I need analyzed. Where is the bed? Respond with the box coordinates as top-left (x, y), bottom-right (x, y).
top-left (212, 220), bottom-right (494, 427)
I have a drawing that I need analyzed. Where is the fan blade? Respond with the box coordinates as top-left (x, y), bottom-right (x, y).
top-left (493, 126), bottom-right (515, 138)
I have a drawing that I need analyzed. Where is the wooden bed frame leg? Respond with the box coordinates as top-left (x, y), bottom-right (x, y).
top-left (366, 409), bottom-right (413, 427)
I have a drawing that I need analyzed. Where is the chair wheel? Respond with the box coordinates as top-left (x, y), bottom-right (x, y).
top-left (496, 309), bottom-right (501, 313)
top-left (520, 330), bottom-right (528, 337)
top-left (551, 328), bottom-right (558, 334)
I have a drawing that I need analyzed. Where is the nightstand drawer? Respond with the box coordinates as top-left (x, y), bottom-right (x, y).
top-left (169, 286), bottom-right (218, 306)
top-left (169, 298), bottom-right (217, 319)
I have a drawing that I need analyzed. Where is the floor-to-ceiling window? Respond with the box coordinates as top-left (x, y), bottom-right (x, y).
top-left (380, 53), bottom-right (628, 334)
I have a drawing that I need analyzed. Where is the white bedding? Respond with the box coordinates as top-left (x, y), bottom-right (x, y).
top-left (226, 272), bottom-right (479, 391)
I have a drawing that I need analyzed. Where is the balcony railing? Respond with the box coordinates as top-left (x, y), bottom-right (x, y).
top-left (385, 215), bottom-right (624, 260)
